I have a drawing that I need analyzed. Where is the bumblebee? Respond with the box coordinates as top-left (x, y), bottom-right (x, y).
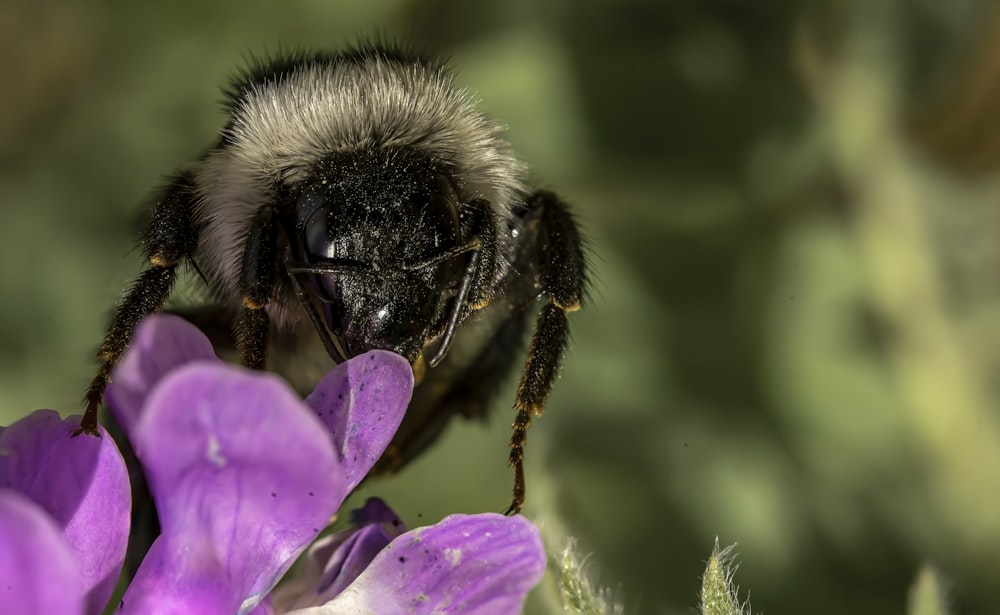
top-left (81, 44), bottom-right (587, 514)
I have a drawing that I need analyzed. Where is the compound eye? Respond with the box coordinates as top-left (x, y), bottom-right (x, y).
top-left (424, 198), bottom-right (458, 252)
top-left (304, 208), bottom-right (336, 260)
top-left (299, 185), bottom-right (348, 260)
top-left (419, 176), bottom-right (460, 256)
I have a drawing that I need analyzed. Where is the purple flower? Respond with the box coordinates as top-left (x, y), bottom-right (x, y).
top-left (106, 314), bottom-right (546, 614)
top-left (106, 314), bottom-right (412, 614)
top-left (0, 410), bottom-right (131, 614)
top-left (272, 497), bottom-right (546, 615)
top-left (0, 490), bottom-right (83, 615)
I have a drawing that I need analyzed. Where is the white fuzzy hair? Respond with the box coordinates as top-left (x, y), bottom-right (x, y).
top-left (191, 52), bottom-right (528, 328)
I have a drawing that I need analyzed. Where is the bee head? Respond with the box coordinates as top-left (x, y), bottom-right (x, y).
top-left (284, 147), bottom-right (467, 362)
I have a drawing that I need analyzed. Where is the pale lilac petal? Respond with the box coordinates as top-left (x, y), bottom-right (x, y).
top-left (296, 513), bottom-right (546, 615)
top-left (0, 410), bottom-right (130, 614)
top-left (0, 490), bottom-right (83, 615)
top-left (106, 313), bottom-right (219, 434)
top-left (305, 350), bottom-right (413, 493)
top-left (273, 498), bottom-right (407, 610)
top-left (119, 364), bottom-right (341, 615)
top-left (247, 596), bottom-right (276, 615)
top-left (313, 498), bottom-right (407, 600)
top-left (317, 524), bottom-right (397, 600)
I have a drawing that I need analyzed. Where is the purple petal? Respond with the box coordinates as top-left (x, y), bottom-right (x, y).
top-left (314, 498), bottom-right (407, 599)
top-left (106, 313), bottom-right (219, 435)
top-left (305, 350), bottom-right (413, 494)
top-left (349, 496), bottom-right (405, 527)
top-left (0, 410), bottom-right (130, 614)
top-left (272, 498), bottom-right (407, 611)
top-left (315, 523), bottom-right (399, 599)
top-left (247, 597), bottom-right (276, 615)
top-left (304, 513), bottom-right (546, 615)
top-left (0, 490), bottom-right (83, 615)
top-left (120, 364), bottom-right (342, 615)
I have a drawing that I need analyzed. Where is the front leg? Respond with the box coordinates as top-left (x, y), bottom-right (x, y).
top-left (507, 190), bottom-right (586, 514)
top-left (235, 206), bottom-right (278, 369)
top-left (79, 173), bottom-right (199, 435)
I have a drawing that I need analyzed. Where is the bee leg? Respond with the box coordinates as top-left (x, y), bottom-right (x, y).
top-left (428, 198), bottom-right (499, 367)
top-left (463, 198), bottom-right (499, 310)
top-left (506, 190), bottom-right (586, 515)
top-left (373, 304), bottom-right (530, 475)
top-left (78, 173), bottom-right (199, 436)
top-left (235, 206), bottom-right (278, 369)
top-left (372, 196), bottom-right (515, 472)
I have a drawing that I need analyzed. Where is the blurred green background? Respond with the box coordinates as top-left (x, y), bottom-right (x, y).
top-left (3, 0), bottom-right (1000, 613)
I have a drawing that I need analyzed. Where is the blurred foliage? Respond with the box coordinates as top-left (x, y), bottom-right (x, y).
top-left (3, 0), bottom-right (1000, 613)
top-left (909, 564), bottom-right (953, 615)
top-left (699, 546), bottom-right (954, 615)
top-left (700, 541), bottom-right (749, 615)
top-left (546, 537), bottom-right (623, 615)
